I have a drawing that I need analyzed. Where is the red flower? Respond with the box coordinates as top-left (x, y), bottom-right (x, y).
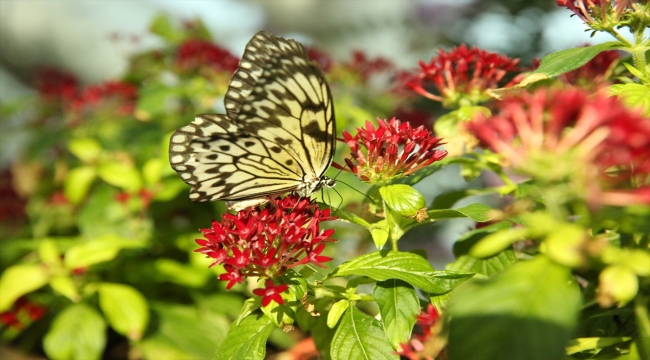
top-left (195, 194), bottom-right (337, 284)
top-left (466, 88), bottom-right (650, 207)
top-left (35, 67), bottom-right (79, 103)
top-left (252, 279), bottom-right (289, 306)
top-left (396, 304), bottom-right (441, 360)
top-left (0, 297), bottom-right (47, 330)
top-left (333, 118), bottom-right (447, 183)
top-left (176, 39), bottom-right (239, 73)
top-left (346, 51), bottom-right (394, 82)
top-left (557, 0), bottom-right (633, 25)
top-left (405, 44), bottom-right (520, 108)
top-left (73, 81), bottom-right (138, 114)
top-left (307, 47), bottom-right (334, 73)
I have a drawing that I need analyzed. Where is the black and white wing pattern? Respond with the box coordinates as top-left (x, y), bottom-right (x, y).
top-left (169, 31), bottom-right (335, 209)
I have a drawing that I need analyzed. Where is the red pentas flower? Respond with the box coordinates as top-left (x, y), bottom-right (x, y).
top-left (35, 67), bottom-right (79, 103)
top-left (195, 194), bottom-right (337, 290)
top-left (466, 88), bottom-right (650, 207)
top-left (405, 44), bottom-right (521, 108)
top-left (557, 0), bottom-right (634, 25)
top-left (333, 118), bottom-right (447, 184)
top-left (176, 39), bottom-right (239, 73)
top-left (72, 81), bottom-right (138, 115)
top-left (252, 279), bottom-right (290, 306)
top-left (0, 297), bottom-right (47, 330)
top-left (397, 304), bottom-right (442, 360)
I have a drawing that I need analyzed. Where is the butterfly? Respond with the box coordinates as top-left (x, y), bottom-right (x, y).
top-left (169, 31), bottom-right (336, 211)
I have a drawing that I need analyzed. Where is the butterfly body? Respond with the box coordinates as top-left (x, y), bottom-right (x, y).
top-left (169, 31), bottom-right (335, 209)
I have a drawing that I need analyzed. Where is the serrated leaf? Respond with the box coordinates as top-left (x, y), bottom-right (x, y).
top-left (380, 185), bottom-right (425, 217)
top-left (446, 250), bottom-right (518, 278)
top-left (65, 166), bottom-right (97, 204)
top-left (531, 42), bottom-right (619, 79)
top-left (98, 283), bottom-right (149, 340)
top-left (43, 304), bottom-right (106, 360)
top-left (331, 306), bottom-right (398, 360)
top-left (374, 280), bottom-right (420, 348)
top-left (214, 314), bottom-right (274, 360)
top-left (97, 160), bottom-right (141, 192)
top-left (447, 255), bottom-right (581, 360)
top-left (68, 138), bottom-right (102, 163)
top-left (329, 251), bottom-right (473, 294)
top-left (0, 264), bottom-right (49, 311)
top-left (427, 203), bottom-right (495, 222)
top-left (64, 234), bottom-right (146, 270)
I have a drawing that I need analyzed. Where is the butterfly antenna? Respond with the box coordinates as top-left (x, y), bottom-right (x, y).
top-left (336, 179), bottom-right (376, 205)
top-left (330, 186), bottom-right (344, 213)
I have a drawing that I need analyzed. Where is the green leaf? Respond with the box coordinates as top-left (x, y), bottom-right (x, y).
top-left (374, 280), bottom-right (420, 348)
top-left (65, 166), bottom-right (97, 204)
top-left (329, 251), bottom-right (473, 294)
top-left (68, 138), bottom-right (102, 163)
top-left (141, 302), bottom-right (230, 360)
top-left (135, 85), bottom-right (178, 121)
top-left (542, 223), bottom-right (586, 267)
top-left (43, 304), bottom-right (106, 360)
top-left (447, 255), bottom-right (581, 360)
top-left (426, 203), bottom-right (495, 222)
top-left (143, 158), bottom-right (164, 186)
top-left (332, 207), bottom-right (372, 228)
top-left (330, 306), bottom-right (398, 360)
top-left (149, 14), bottom-right (184, 43)
top-left (380, 185), bottom-right (426, 217)
top-left (98, 283), bottom-right (149, 340)
top-left (566, 337), bottom-right (632, 355)
top-left (328, 300), bottom-right (350, 328)
top-left (392, 163), bottom-right (444, 186)
top-left (635, 296), bottom-right (650, 359)
top-left (446, 250), bottom-right (518, 278)
top-left (64, 234), bottom-right (146, 269)
top-left (470, 228), bottom-right (529, 258)
top-left (50, 275), bottom-right (81, 302)
top-left (0, 264), bottom-right (49, 311)
top-left (609, 83), bottom-right (650, 117)
top-left (370, 221), bottom-right (389, 249)
top-left (154, 258), bottom-right (210, 288)
top-left (530, 42), bottom-right (620, 79)
top-left (39, 238), bottom-right (62, 267)
top-left (214, 313), bottom-right (275, 360)
top-left (97, 160), bottom-right (141, 192)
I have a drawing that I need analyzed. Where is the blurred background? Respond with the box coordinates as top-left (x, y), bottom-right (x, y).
top-left (0, 0), bottom-right (618, 104)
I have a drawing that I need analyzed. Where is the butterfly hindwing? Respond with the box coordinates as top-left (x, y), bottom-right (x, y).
top-left (170, 31), bottom-right (336, 206)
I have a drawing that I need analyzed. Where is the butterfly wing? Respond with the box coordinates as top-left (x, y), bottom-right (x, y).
top-left (169, 31), bottom-right (335, 204)
top-left (169, 114), bottom-right (305, 202)
top-left (224, 31), bottom-right (336, 182)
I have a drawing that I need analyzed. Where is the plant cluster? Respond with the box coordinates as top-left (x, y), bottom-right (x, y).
top-left (1, 1), bottom-right (649, 359)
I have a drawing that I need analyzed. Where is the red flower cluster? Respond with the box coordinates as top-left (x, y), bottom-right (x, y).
top-left (466, 89), bottom-right (650, 206)
top-left (346, 51), bottom-right (394, 82)
top-left (36, 67), bottom-right (79, 103)
top-left (176, 39), bottom-right (239, 73)
top-left (557, 0), bottom-right (633, 24)
top-left (406, 44), bottom-right (520, 108)
top-left (334, 118), bottom-right (447, 183)
top-left (397, 304), bottom-right (441, 360)
top-left (72, 81), bottom-right (138, 114)
top-left (0, 297), bottom-right (46, 330)
top-left (195, 194), bottom-right (337, 290)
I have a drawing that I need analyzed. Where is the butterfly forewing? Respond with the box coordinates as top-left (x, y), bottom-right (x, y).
top-left (169, 31), bottom-right (336, 206)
